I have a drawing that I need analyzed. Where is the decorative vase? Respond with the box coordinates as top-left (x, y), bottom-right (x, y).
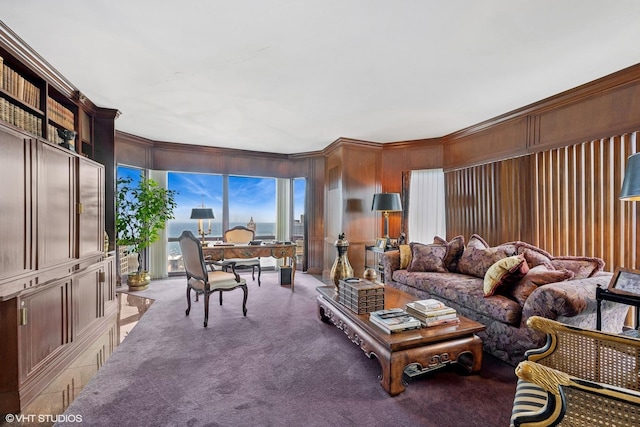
top-left (330, 233), bottom-right (354, 294)
top-left (363, 267), bottom-right (378, 282)
top-left (127, 271), bottom-right (151, 291)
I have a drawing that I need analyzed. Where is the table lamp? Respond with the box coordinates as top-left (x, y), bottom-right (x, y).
top-left (620, 152), bottom-right (640, 201)
top-left (190, 206), bottom-right (215, 244)
top-left (371, 192), bottom-right (403, 245)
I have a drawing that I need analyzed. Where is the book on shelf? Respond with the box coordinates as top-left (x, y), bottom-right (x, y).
top-left (369, 308), bottom-right (421, 333)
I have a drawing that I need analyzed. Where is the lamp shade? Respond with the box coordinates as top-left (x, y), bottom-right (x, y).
top-left (190, 208), bottom-right (215, 219)
top-left (371, 193), bottom-right (402, 212)
top-left (620, 153), bottom-right (640, 201)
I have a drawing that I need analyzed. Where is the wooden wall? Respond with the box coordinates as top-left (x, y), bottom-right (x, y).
top-left (115, 62), bottom-right (640, 276)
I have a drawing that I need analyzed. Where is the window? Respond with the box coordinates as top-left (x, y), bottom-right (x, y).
top-left (228, 175), bottom-right (276, 239)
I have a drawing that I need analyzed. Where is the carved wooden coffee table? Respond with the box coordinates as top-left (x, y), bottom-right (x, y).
top-left (316, 285), bottom-right (485, 396)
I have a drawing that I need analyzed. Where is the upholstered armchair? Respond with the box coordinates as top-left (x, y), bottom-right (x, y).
top-left (510, 316), bottom-right (640, 426)
top-left (179, 230), bottom-right (248, 327)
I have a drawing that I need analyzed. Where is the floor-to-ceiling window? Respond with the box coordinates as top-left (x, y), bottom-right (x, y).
top-left (117, 166), bottom-right (306, 276)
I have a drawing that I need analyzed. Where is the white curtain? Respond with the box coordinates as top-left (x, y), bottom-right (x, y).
top-left (408, 169), bottom-right (446, 244)
top-left (149, 170), bottom-right (169, 279)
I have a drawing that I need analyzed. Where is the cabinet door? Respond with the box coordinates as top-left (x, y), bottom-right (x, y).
top-left (73, 262), bottom-right (106, 337)
top-left (37, 142), bottom-right (75, 268)
top-left (19, 280), bottom-right (70, 382)
top-left (0, 129), bottom-right (34, 281)
top-left (77, 157), bottom-right (104, 257)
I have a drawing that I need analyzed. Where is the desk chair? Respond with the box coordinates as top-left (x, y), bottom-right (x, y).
top-left (179, 230), bottom-right (247, 327)
top-left (216, 225), bottom-right (262, 286)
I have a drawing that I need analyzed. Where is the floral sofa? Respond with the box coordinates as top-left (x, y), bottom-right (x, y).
top-left (382, 234), bottom-right (628, 366)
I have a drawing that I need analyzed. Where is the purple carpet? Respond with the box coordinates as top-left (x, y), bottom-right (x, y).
top-left (55, 272), bottom-right (516, 427)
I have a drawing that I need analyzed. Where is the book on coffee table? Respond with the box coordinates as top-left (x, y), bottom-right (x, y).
top-left (405, 302), bottom-right (459, 327)
top-left (413, 298), bottom-right (446, 311)
top-left (369, 308), bottom-right (421, 333)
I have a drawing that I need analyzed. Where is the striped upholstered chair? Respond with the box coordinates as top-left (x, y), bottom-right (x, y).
top-left (510, 316), bottom-right (640, 426)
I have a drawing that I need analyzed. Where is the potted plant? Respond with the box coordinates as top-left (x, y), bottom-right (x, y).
top-left (116, 175), bottom-right (177, 290)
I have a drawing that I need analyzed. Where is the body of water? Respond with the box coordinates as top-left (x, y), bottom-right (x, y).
top-left (168, 221), bottom-right (276, 239)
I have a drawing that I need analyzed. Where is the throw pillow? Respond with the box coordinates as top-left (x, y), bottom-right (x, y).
top-left (483, 255), bottom-right (529, 297)
top-left (508, 265), bottom-right (575, 305)
top-left (457, 234), bottom-right (517, 278)
top-left (399, 244), bottom-right (412, 269)
top-left (407, 242), bottom-right (448, 273)
top-left (520, 248), bottom-right (554, 269)
top-left (549, 256), bottom-right (604, 279)
top-left (434, 235), bottom-right (465, 272)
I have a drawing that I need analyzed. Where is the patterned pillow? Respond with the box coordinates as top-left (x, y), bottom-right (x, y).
top-left (434, 235), bottom-right (465, 272)
top-left (550, 256), bottom-right (604, 279)
top-left (507, 265), bottom-right (575, 305)
top-left (407, 242), bottom-right (448, 273)
top-left (457, 234), bottom-right (517, 278)
top-left (520, 248), bottom-right (554, 269)
top-left (484, 255), bottom-right (529, 296)
top-left (399, 244), bottom-right (412, 269)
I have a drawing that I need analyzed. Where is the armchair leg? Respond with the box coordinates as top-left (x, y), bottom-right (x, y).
top-left (241, 284), bottom-right (248, 316)
top-left (219, 291), bottom-right (223, 305)
top-left (204, 292), bottom-right (210, 327)
top-left (186, 286), bottom-right (192, 316)
top-left (257, 266), bottom-right (261, 286)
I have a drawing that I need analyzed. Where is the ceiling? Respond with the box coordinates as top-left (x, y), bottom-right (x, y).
top-left (4, 1), bottom-right (640, 155)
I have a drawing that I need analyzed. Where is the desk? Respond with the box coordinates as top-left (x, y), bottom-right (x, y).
top-left (202, 244), bottom-right (297, 291)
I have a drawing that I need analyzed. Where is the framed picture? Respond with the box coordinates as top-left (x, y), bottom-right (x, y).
top-left (607, 267), bottom-right (640, 297)
top-left (375, 238), bottom-right (387, 250)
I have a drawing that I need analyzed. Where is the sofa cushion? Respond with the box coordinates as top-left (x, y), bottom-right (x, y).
top-left (434, 235), bottom-right (465, 272)
top-left (405, 271), bottom-right (522, 325)
top-left (399, 244), bottom-right (412, 269)
top-left (484, 255), bottom-right (529, 296)
top-left (506, 265), bottom-right (575, 305)
top-left (407, 242), bottom-right (448, 273)
top-left (457, 234), bottom-right (517, 278)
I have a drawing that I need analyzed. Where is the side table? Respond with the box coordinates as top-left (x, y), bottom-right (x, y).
top-left (364, 246), bottom-right (396, 282)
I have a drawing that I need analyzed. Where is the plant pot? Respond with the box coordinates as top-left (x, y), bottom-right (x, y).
top-left (127, 271), bottom-right (151, 291)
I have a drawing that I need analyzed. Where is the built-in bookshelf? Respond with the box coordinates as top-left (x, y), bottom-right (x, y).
top-left (0, 51), bottom-right (84, 153)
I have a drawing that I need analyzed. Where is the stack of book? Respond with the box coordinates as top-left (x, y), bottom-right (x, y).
top-left (405, 298), bottom-right (460, 327)
top-left (369, 308), bottom-right (421, 334)
top-left (338, 278), bottom-right (384, 314)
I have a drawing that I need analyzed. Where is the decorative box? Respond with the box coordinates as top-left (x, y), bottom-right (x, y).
top-left (338, 279), bottom-right (384, 314)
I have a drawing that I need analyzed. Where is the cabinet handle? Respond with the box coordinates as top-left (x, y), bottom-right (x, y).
top-left (20, 307), bottom-right (27, 325)
top-left (98, 271), bottom-right (106, 283)
top-left (77, 202), bottom-right (84, 214)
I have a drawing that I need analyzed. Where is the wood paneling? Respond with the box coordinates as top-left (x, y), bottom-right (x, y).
top-left (533, 82), bottom-right (640, 151)
top-left (444, 117), bottom-right (528, 169)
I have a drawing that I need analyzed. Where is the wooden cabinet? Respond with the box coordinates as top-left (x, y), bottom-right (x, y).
top-left (0, 257), bottom-right (116, 412)
top-left (0, 22), bottom-right (118, 414)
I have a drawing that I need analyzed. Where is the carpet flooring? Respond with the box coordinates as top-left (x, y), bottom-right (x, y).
top-left (55, 272), bottom-right (517, 427)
